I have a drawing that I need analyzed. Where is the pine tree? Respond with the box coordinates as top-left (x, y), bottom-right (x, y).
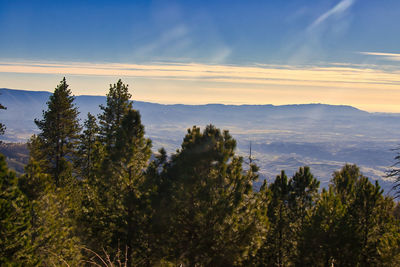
top-left (33, 78), bottom-right (80, 186)
top-left (155, 125), bottom-right (265, 266)
top-left (289, 166), bottom-right (320, 265)
top-left (112, 109), bottom-right (152, 182)
top-left (21, 148), bottom-right (83, 265)
top-left (0, 154), bottom-right (35, 265)
top-left (301, 187), bottom-right (346, 266)
top-left (98, 79), bottom-right (132, 151)
top-left (256, 170), bottom-right (293, 267)
top-left (75, 113), bottom-right (101, 180)
top-left (82, 80), bottom-right (153, 266)
top-left (302, 164), bottom-right (400, 266)
top-left (22, 78), bottom-right (83, 264)
top-left (109, 108), bottom-right (152, 263)
top-left (346, 174), bottom-right (400, 266)
top-left (330, 164), bottom-right (365, 266)
top-left (289, 166), bottom-right (320, 223)
top-left (141, 148), bottom-right (170, 265)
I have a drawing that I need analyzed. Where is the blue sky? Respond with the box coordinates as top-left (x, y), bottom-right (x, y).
top-left (0, 0), bottom-right (399, 112)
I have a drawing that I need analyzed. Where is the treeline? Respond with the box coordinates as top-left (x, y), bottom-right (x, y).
top-left (1, 78), bottom-right (400, 266)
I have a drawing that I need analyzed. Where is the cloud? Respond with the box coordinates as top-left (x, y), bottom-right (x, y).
top-left (134, 25), bottom-right (189, 56)
top-left (360, 52), bottom-right (400, 62)
top-left (210, 46), bottom-right (232, 63)
top-left (288, 0), bottom-right (355, 65)
top-left (308, 0), bottom-right (355, 30)
top-left (0, 60), bottom-right (398, 91)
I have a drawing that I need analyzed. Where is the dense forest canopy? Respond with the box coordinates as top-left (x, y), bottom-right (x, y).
top-left (1, 79), bottom-right (400, 266)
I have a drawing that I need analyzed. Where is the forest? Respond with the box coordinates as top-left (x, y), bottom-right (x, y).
top-left (1, 78), bottom-right (400, 266)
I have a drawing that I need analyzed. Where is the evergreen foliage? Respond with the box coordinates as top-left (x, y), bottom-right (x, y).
top-left (98, 79), bottom-right (132, 150)
top-left (0, 154), bottom-right (34, 265)
top-left (21, 78), bottom-right (83, 264)
top-left (300, 164), bottom-right (400, 266)
top-left (33, 78), bottom-right (80, 186)
top-left (153, 125), bottom-right (266, 266)
top-left (289, 166), bottom-right (320, 265)
top-left (301, 187), bottom-right (346, 266)
top-left (80, 80), bottom-right (153, 266)
top-left (256, 170), bottom-right (293, 266)
top-left (75, 113), bottom-right (101, 180)
top-left (22, 145), bottom-right (83, 265)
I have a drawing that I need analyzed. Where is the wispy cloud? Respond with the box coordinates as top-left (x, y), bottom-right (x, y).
top-left (308, 0), bottom-right (355, 30)
top-left (0, 60), bottom-right (399, 90)
top-left (287, 0), bottom-right (355, 65)
top-left (360, 52), bottom-right (400, 62)
top-left (134, 25), bottom-right (189, 56)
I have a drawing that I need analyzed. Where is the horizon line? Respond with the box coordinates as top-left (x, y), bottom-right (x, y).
top-left (1, 87), bottom-right (393, 114)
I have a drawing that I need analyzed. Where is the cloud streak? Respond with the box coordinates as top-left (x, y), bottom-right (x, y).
top-left (360, 52), bottom-right (400, 62)
top-left (0, 60), bottom-right (398, 90)
top-left (308, 0), bottom-right (355, 30)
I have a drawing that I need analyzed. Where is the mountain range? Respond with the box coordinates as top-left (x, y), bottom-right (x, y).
top-left (1, 88), bottom-right (399, 192)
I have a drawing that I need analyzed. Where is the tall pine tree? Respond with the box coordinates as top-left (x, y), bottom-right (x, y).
top-left (33, 78), bottom-right (80, 186)
top-left (81, 80), bottom-right (153, 266)
top-left (98, 79), bottom-right (132, 151)
top-left (22, 78), bottom-right (82, 264)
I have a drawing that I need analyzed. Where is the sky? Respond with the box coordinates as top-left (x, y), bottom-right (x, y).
top-left (0, 0), bottom-right (399, 112)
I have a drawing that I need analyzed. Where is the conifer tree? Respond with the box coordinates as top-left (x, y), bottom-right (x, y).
top-left (75, 113), bottom-right (101, 180)
top-left (108, 108), bottom-right (152, 263)
top-left (140, 148), bottom-right (170, 264)
top-left (82, 80), bottom-right (153, 265)
top-left (256, 170), bottom-right (293, 267)
top-left (22, 78), bottom-right (82, 264)
top-left (20, 143), bottom-right (83, 265)
top-left (344, 172), bottom-right (400, 266)
top-left (33, 78), bottom-right (80, 186)
top-left (113, 109), bottom-right (152, 181)
top-left (301, 187), bottom-right (346, 266)
top-left (98, 79), bottom-right (132, 151)
top-left (0, 154), bottom-right (35, 265)
top-left (289, 166), bottom-right (320, 224)
top-left (20, 156), bottom-right (83, 265)
top-left (155, 125), bottom-right (265, 266)
top-left (351, 177), bottom-right (383, 265)
top-left (28, 184), bottom-right (83, 265)
top-left (331, 163), bottom-right (359, 203)
top-left (330, 164), bottom-right (366, 266)
top-left (289, 166), bottom-right (320, 264)
top-left (302, 164), bottom-right (400, 266)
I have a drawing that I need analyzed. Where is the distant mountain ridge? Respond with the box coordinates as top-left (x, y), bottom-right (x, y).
top-left (0, 87), bottom-right (374, 142)
top-left (0, 88), bottom-right (370, 130)
top-left (0, 87), bottom-right (368, 113)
